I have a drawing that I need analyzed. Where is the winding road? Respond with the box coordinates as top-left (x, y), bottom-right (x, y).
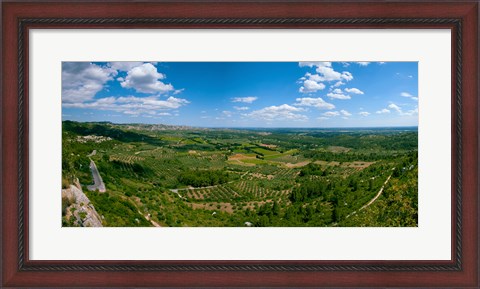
top-left (87, 159), bottom-right (106, 193)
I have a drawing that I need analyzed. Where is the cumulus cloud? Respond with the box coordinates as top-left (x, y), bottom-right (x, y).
top-left (232, 96), bottom-right (258, 103)
top-left (315, 63), bottom-right (353, 82)
top-left (62, 62), bottom-right (117, 103)
top-left (120, 63), bottom-right (174, 94)
top-left (376, 103), bottom-right (418, 116)
top-left (299, 79), bottom-right (326, 93)
top-left (322, 110), bottom-right (351, 118)
top-left (332, 81), bottom-right (345, 88)
top-left (327, 88), bottom-right (351, 100)
top-left (299, 61), bottom-right (331, 68)
top-left (294, 97), bottom-right (335, 110)
top-left (345, 88), bottom-right (364, 94)
top-left (376, 108), bottom-right (391, 114)
top-left (388, 103), bottom-right (402, 113)
top-left (356, 62), bottom-right (370, 66)
top-left (340, 71), bottom-right (353, 81)
top-left (340, 110), bottom-right (352, 117)
top-left (298, 62), bottom-right (353, 93)
top-left (402, 107), bottom-right (419, 116)
top-left (246, 104), bottom-right (307, 121)
top-left (109, 62), bottom-right (144, 71)
top-left (222, 110), bottom-right (233, 117)
top-left (233, 106), bottom-right (250, 111)
top-left (62, 96), bottom-right (189, 116)
top-left (323, 111), bottom-right (340, 117)
top-left (401, 92), bottom-right (418, 101)
top-left (359, 111), bottom-right (370, 116)
top-left (387, 103), bottom-right (418, 116)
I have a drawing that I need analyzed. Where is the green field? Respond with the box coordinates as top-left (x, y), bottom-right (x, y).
top-left (62, 121), bottom-right (418, 227)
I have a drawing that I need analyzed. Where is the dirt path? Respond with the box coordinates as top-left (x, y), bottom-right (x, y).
top-left (345, 171), bottom-right (394, 219)
top-left (360, 174), bottom-right (393, 210)
top-left (140, 211), bottom-right (161, 227)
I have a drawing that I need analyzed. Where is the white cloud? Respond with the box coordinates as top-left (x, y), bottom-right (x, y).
top-left (315, 65), bottom-right (353, 82)
top-left (233, 106), bottom-right (250, 111)
top-left (376, 103), bottom-right (418, 117)
top-left (299, 73), bottom-right (327, 93)
top-left (247, 104), bottom-right (307, 121)
top-left (109, 62), bottom-right (144, 72)
top-left (327, 91), bottom-right (351, 100)
top-left (299, 79), bottom-right (326, 93)
top-left (356, 62), bottom-right (370, 66)
top-left (232, 96), bottom-right (258, 103)
top-left (332, 81), bottom-right (345, 88)
top-left (388, 103), bottom-right (402, 113)
top-left (299, 61), bottom-right (331, 68)
top-left (387, 103), bottom-right (418, 116)
top-left (332, 88), bottom-right (342, 94)
top-left (62, 96), bottom-right (189, 116)
top-left (378, 62), bottom-right (386, 65)
top-left (294, 97), bottom-right (335, 110)
top-left (341, 71), bottom-right (353, 81)
top-left (298, 62), bottom-right (353, 93)
top-left (222, 110), bottom-right (233, 117)
top-left (359, 111), bottom-right (370, 116)
top-left (345, 88), bottom-right (364, 94)
top-left (120, 63), bottom-right (174, 94)
top-left (323, 111), bottom-right (340, 117)
top-left (315, 65), bottom-right (343, 81)
top-left (340, 110), bottom-right (352, 117)
top-left (401, 92), bottom-right (418, 101)
top-left (62, 62), bottom-right (117, 103)
top-left (376, 109), bottom-right (391, 114)
top-left (317, 116), bottom-right (329, 120)
top-left (322, 110), bottom-right (351, 118)
top-left (402, 107), bottom-right (419, 116)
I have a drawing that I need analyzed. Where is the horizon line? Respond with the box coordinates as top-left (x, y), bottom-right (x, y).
top-left (62, 120), bottom-right (418, 130)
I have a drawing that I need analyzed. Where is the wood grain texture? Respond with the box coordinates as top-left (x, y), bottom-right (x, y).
top-left (1, 1), bottom-right (478, 288)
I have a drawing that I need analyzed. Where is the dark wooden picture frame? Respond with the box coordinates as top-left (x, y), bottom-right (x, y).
top-left (1, 1), bottom-right (478, 288)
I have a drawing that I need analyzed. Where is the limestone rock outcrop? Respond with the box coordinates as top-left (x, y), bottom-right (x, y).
top-left (62, 180), bottom-right (103, 227)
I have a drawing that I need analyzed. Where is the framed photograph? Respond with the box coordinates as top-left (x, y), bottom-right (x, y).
top-left (2, 1), bottom-right (478, 288)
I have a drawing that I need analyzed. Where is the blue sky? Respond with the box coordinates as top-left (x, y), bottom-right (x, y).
top-left (62, 61), bottom-right (418, 128)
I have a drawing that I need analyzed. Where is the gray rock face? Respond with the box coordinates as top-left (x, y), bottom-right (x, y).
top-left (62, 180), bottom-right (103, 227)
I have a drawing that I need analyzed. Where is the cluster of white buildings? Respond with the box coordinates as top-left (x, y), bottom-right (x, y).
top-left (76, 135), bottom-right (112, 143)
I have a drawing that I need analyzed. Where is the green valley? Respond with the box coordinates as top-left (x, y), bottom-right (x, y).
top-left (62, 121), bottom-right (418, 227)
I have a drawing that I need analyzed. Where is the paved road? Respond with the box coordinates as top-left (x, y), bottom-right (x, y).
top-left (87, 160), bottom-right (106, 193)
